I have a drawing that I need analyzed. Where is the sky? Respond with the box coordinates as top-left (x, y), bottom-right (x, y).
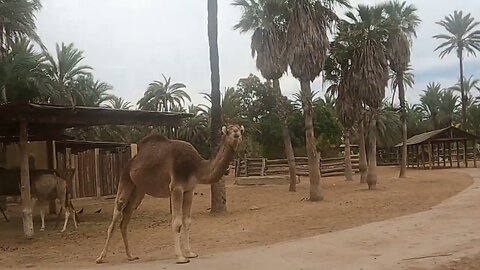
top-left (35, 0), bottom-right (480, 107)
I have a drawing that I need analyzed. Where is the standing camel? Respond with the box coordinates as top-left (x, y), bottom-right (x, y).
top-left (96, 124), bottom-right (244, 264)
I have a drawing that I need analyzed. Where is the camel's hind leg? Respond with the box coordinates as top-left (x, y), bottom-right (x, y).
top-left (120, 188), bottom-right (145, 261)
top-left (181, 190), bottom-right (197, 258)
top-left (96, 177), bottom-right (135, 264)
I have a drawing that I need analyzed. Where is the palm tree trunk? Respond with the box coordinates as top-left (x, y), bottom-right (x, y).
top-left (398, 73), bottom-right (408, 179)
top-left (344, 128), bottom-right (353, 181)
top-left (272, 79), bottom-right (297, 192)
top-left (367, 109), bottom-right (378, 190)
top-left (459, 52), bottom-right (467, 129)
top-left (300, 80), bottom-right (323, 201)
top-left (358, 118), bottom-right (368, 183)
top-left (207, 0), bottom-right (226, 213)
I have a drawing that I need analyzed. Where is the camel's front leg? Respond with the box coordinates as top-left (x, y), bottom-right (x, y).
top-left (171, 188), bottom-right (189, 264)
top-left (181, 190), bottom-right (197, 259)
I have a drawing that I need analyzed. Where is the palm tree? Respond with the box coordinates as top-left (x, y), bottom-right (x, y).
top-left (344, 4), bottom-right (390, 190)
top-left (406, 103), bottom-right (428, 136)
top-left (137, 74), bottom-right (190, 112)
top-left (44, 42), bottom-right (92, 106)
top-left (286, 0), bottom-right (348, 201)
top-left (383, 0), bottom-right (420, 179)
top-left (420, 82), bottom-right (442, 130)
top-left (74, 74), bottom-right (113, 107)
top-left (107, 95), bottom-right (133, 110)
top-left (437, 89), bottom-right (459, 127)
top-left (389, 66), bottom-right (415, 106)
top-left (208, 0), bottom-right (225, 213)
top-left (326, 36), bottom-right (359, 182)
top-left (0, 0), bottom-right (44, 56)
top-left (0, 39), bottom-right (48, 103)
top-left (233, 0), bottom-right (299, 191)
top-left (434, 11), bottom-right (480, 128)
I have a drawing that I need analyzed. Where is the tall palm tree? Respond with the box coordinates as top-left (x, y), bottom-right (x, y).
top-left (0, 0), bottom-right (43, 56)
top-left (389, 66), bottom-right (414, 106)
top-left (434, 11), bottom-right (480, 128)
top-left (286, 0), bottom-right (348, 201)
top-left (420, 82), bottom-right (442, 130)
top-left (383, 0), bottom-right (420, 179)
top-left (326, 36), bottom-right (359, 182)
top-left (437, 89), bottom-right (459, 127)
top-left (208, 0), bottom-right (225, 213)
top-left (0, 39), bottom-right (48, 103)
top-left (44, 42), bottom-right (92, 106)
top-left (233, 0), bottom-right (299, 191)
top-left (137, 74), bottom-right (190, 111)
top-left (74, 74), bottom-right (113, 107)
top-left (107, 95), bottom-right (133, 110)
top-left (344, 4), bottom-right (389, 189)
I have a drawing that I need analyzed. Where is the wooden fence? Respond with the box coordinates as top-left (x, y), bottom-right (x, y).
top-left (56, 146), bottom-right (133, 199)
top-left (235, 155), bottom-right (359, 178)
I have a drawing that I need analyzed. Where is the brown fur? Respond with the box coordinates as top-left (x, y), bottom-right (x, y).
top-left (96, 124), bottom-right (244, 264)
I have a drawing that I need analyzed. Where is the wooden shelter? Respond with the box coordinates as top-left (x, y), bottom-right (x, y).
top-left (0, 102), bottom-right (190, 238)
top-left (395, 126), bottom-right (479, 170)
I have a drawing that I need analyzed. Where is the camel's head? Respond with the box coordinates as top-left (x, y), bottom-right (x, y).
top-left (222, 124), bottom-right (244, 150)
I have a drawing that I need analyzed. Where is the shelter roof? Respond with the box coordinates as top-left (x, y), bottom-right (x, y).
top-left (395, 126), bottom-right (479, 147)
top-left (0, 102), bottom-right (191, 141)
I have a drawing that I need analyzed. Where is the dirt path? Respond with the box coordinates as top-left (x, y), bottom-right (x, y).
top-left (81, 169), bottom-right (480, 270)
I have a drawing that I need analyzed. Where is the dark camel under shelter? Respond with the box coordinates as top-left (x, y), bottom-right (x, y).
top-left (395, 126), bottom-right (479, 170)
top-left (0, 102), bottom-right (190, 238)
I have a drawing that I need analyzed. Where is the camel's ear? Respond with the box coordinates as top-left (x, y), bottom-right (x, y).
top-left (221, 126), bottom-right (227, 135)
top-left (240, 125), bottom-right (245, 133)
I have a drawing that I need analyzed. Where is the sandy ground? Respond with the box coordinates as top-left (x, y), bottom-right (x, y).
top-left (0, 167), bottom-right (473, 269)
top-left (78, 168), bottom-right (480, 270)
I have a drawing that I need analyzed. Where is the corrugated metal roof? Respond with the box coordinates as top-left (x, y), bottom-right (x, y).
top-left (395, 126), bottom-right (479, 147)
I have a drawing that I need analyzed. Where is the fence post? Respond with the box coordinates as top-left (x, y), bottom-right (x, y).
top-left (130, 143), bottom-right (138, 157)
top-left (94, 148), bottom-right (101, 197)
top-left (260, 158), bottom-right (266, 176)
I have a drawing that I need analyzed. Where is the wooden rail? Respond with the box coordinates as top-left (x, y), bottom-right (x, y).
top-left (235, 155), bottom-right (359, 178)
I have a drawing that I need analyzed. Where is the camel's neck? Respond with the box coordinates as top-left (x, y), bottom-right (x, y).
top-left (197, 137), bottom-right (236, 184)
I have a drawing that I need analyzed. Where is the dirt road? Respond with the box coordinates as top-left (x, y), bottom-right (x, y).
top-left (82, 169), bottom-right (480, 270)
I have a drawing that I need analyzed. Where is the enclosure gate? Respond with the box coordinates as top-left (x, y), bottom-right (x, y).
top-left (56, 147), bottom-right (132, 198)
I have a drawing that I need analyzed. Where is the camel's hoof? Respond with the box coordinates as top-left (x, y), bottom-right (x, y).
top-left (127, 256), bottom-right (140, 262)
top-left (40, 228), bottom-right (45, 232)
top-left (95, 257), bottom-right (105, 264)
top-left (176, 256), bottom-right (190, 264)
top-left (185, 252), bottom-right (198, 258)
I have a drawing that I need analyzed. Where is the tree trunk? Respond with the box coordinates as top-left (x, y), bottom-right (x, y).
top-left (300, 80), bottom-right (323, 201)
top-left (358, 118), bottom-right (368, 183)
top-left (344, 128), bottom-right (353, 181)
top-left (459, 53), bottom-right (467, 129)
top-left (272, 79), bottom-right (297, 192)
top-left (366, 109), bottom-right (378, 190)
top-left (398, 72), bottom-right (408, 179)
top-left (207, 0), bottom-right (226, 213)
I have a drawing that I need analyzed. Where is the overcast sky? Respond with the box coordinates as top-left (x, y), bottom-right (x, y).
top-left (35, 0), bottom-right (480, 107)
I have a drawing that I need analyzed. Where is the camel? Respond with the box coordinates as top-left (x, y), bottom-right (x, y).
top-left (96, 124), bottom-right (244, 264)
top-left (32, 174), bottom-right (78, 232)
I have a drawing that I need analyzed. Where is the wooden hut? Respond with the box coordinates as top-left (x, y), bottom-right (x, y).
top-left (0, 102), bottom-right (190, 238)
top-left (395, 126), bottom-right (479, 170)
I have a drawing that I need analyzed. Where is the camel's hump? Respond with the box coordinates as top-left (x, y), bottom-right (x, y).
top-left (139, 133), bottom-right (168, 146)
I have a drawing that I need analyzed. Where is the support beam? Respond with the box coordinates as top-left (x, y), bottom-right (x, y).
top-left (449, 143), bottom-right (453, 168)
top-left (464, 140), bottom-right (468, 168)
top-left (416, 145), bottom-right (420, 168)
top-left (19, 120), bottom-right (34, 238)
top-left (49, 141), bottom-right (57, 214)
top-left (94, 148), bottom-right (101, 197)
top-left (421, 144), bottom-right (425, 169)
top-left (456, 141), bottom-right (460, 168)
top-left (474, 140), bottom-right (477, 168)
top-left (442, 143), bottom-right (446, 167)
top-left (428, 142), bottom-right (433, 170)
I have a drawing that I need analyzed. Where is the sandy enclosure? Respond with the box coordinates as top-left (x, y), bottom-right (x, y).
top-left (0, 167), bottom-right (473, 269)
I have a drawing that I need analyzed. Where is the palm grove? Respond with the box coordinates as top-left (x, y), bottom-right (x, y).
top-left (2, 0), bottom-right (480, 204)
